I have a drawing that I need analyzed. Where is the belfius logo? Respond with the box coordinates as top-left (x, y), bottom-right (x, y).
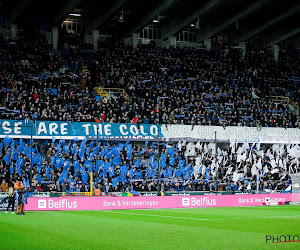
top-left (182, 197), bottom-right (216, 207)
top-left (266, 235), bottom-right (300, 243)
top-left (37, 199), bottom-right (77, 209)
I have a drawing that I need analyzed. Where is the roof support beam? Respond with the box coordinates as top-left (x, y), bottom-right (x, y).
top-left (7, 0), bottom-right (30, 26)
top-left (231, 4), bottom-right (300, 44)
top-left (263, 26), bottom-right (300, 47)
top-left (52, 0), bottom-right (81, 26)
top-left (125, 0), bottom-right (176, 37)
top-left (161, 0), bottom-right (223, 40)
top-left (196, 0), bottom-right (270, 42)
top-left (87, 0), bottom-right (126, 34)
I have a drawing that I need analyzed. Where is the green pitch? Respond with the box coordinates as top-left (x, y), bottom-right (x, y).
top-left (1, 206), bottom-right (299, 249)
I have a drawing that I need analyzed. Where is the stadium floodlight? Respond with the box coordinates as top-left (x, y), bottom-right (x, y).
top-left (69, 14), bottom-right (81, 17)
top-left (153, 12), bottom-right (160, 23)
top-left (119, 9), bottom-right (124, 23)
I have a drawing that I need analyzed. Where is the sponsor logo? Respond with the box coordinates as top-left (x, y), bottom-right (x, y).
top-left (182, 197), bottom-right (217, 207)
top-left (38, 200), bottom-right (47, 208)
top-left (182, 198), bottom-right (190, 206)
top-left (37, 199), bottom-right (77, 209)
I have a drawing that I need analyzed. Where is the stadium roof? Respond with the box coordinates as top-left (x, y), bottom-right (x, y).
top-left (2, 0), bottom-right (300, 45)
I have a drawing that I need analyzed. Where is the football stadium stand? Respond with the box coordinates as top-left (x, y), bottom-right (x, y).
top-left (0, 0), bottom-right (299, 196)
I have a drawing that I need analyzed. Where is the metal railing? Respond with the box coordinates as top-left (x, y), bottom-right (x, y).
top-left (271, 95), bottom-right (299, 111)
top-left (62, 192), bottom-right (92, 196)
top-left (94, 87), bottom-right (129, 99)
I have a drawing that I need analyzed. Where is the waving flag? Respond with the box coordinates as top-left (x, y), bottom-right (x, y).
top-left (17, 142), bottom-right (25, 153)
top-left (63, 141), bottom-right (71, 154)
top-left (169, 158), bottom-right (175, 165)
top-left (167, 147), bottom-right (175, 157)
top-left (112, 177), bottom-right (119, 188)
top-left (78, 151), bottom-right (85, 160)
top-left (137, 141), bottom-right (148, 156)
top-left (178, 160), bottom-right (185, 168)
top-left (175, 168), bottom-right (182, 178)
top-left (109, 166), bottom-right (115, 177)
top-left (72, 143), bottom-right (78, 155)
top-left (136, 172), bottom-right (142, 179)
top-left (134, 160), bottom-right (140, 168)
top-left (160, 154), bottom-right (166, 167)
top-left (3, 136), bottom-right (12, 147)
top-left (112, 156), bottom-right (121, 166)
top-left (36, 174), bottom-right (43, 184)
top-left (10, 164), bottom-right (14, 174)
top-left (45, 168), bottom-right (50, 179)
top-left (82, 173), bottom-right (88, 183)
top-left (3, 154), bottom-right (10, 164)
top-left (126, 144), bottom-right (133, 159)
top-left (12, 151), bottom-right (18, 161)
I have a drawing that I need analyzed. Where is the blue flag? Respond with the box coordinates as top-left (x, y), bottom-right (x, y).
top-left (160, 154), bottom-right (166, 168)
top-left (183, 169), bottom-right (189, 180)
top-left (82, 173), bottom-right (88, 183)
top-left (51, 156), bottom-right (56, 167)
top-left (175, 168), bottom-right (182, 178)
top-left (88, 163), bottom-right (94, 172)
top-left (135, 172), bottom-right (142, 179)
top-left (17, 142), bottom-right (25, 153)
top-left (109, 166), bottom-right (115, 177)
top-left (12, 152), bottom-right (18, 161)
top-left (3, 136), bottom-right (12, 147)
top-left (89, 141), bottom-right (94, 148)
top-left (169, 158), bottom-right (175, 165)
top-left (78, 151), bottom-right (85, 160)
top-left (10, 164), bottom-right (14, 174)
top-left (179, 160), bottom-right (185, 168)
top-left (63, 141), bottom-right (71, 154)
top-left (16, 165), bottom-right (22, 176)
top-left (112, 156), bottom-right (121, 166)
top-left (106, 150), bottom-right (113, 159)
top-left (126, 144), bottom-right (133, 159)
top-left (36, 165), bottom-right (43, 172)
top-left (3, 154), bottom-right (10, 164)
top-left (167, 167), bottom-right (172, 178)
top-left (121, 165), bottom-right (128, 175)
top-left (72, 143), bottom-right (78, 155)
top-left (46, 168), bottom-right (50, 179)
top-left (148, 169), bottom-right (153, 178)
top-left (167, 147), bottom-right (175, 157)
top-left (134, 160), bottom-right (140, 168)
top-left (36, 174), bottom-right (43, 184)
top-left (129, 168), bottom-right (134, 178)
top-left (112, 177), bottom-right (119, 188)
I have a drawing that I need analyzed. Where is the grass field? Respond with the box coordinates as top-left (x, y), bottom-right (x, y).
top-left (0, 205), bottom-right (299, 249)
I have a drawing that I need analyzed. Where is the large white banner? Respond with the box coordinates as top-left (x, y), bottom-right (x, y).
top-left (161, 125), bottom-right (300, 144)
top-left (0, 119), bottom-right (299, 143)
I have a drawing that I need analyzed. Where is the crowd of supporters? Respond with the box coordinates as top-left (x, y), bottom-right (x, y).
top-left (0, 137), bottom-right (297, 194)
top-left (0, 29), bottom-right (299, 127)
top-left (0, 29), bottom-right (299, 194)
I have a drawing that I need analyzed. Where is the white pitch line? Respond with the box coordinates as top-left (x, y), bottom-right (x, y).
top-left (103, 211), bottom-right (300, 221)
